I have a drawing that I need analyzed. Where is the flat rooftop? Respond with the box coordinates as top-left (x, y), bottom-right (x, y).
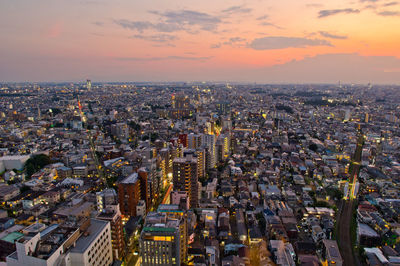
top-left (71, 219), bottom-right (108, 253)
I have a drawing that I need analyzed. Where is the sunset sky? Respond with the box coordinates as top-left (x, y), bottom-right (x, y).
top-left (1, 0), bottom-right (400, 83)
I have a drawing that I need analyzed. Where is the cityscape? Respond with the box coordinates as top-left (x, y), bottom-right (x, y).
top-left (0, 83), bottom-right (399, 266)
top-left (1, 1), bottom-right (400, 266)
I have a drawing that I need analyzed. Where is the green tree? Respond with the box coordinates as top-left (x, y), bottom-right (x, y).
top-left (24, 154), bottom-right (52, 178)
top-left (309, 143), bottom-right (318, 152)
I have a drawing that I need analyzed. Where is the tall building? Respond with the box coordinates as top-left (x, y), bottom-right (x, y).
top-left (173, 156), bottom-right (198, 208)
top-left (86, 79), bottom-right (92, 90)
top-left (170, 94), bottom-right (192, 119)
top-left (172, 94), bottom-right (190, 109)
top-left (183, 148), bottom-right (205, 180)
top-left (203, 134), bottom-right (216, 169)
top-left (344, 109), bottom-right (351, 122)
top-left (188, 133), bottom-right (202, 149)
top-left (216, 101), bottom-right (231, 115)
top-left (139, 205), bottom-right (187, 266)
top-left (217, 133), bottom-right (230, 159)
top-left (118, 171), bottom-right (149, 218)
top-left (140, 160), bottom-right (159, 206)
top-left (96, 189), bottom-right (125, 260)
top-left (196, 148), bottom-right (206, 180)
top-left (138, 168), bottom-right (151, 211)
top-left (178, 134), bottom-right (188, 148)
top-left (69, 219), bottom-right (113, 266)
top-left (118, 173), bottom-right (140, 217)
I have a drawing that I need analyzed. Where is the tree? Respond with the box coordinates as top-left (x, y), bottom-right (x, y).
top-left (24, 154), bottom-right (52, 178)
top-left (315, 201), bottom-right (330, 208)
top-left (327, 188), bottom-right (343, 200)
top-left (309, 143), bottom-right (318, 152)
top-left (128, 121), bottom-right (141, 131)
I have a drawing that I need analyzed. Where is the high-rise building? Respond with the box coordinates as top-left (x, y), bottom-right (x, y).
top-left (172, 94), bottom-right (190, 109)
top-left (118, 170), bottom-right (150, 217)
top-left (170, 94), bottom-right (192, 119)
top-left (178, 134), bottom-right (188, 148)
top-left (137, 168), bottom-right (151, 211)
top-left (196, 148), bottom-right (205, 180)
top-left (344, 109), bottom-right (351, 122)
top-left (203, 134), bottom-right (216, 169)
top-left (183, 148), bottom-right (205, 180)
top-left (173, 156), bottom-right (198, 208)
top-left (118, 174), bottom-right (140, 217)
top-left (216, 101), bottom-right (231, 115)
top-left (139, 205), bottom-right (187, 266)
top-left (86, 79), bottom-right (92, 90)
top-left (70, 219), bottom-right (113, 266)
top-left (188, 133), bottom-right (202, 149)
top-left (140, 160), bottom-right (159, 206)
top-left (218, 133), bottom-right (230, 159)
top-left (96, 189), bottom-right (125, 260)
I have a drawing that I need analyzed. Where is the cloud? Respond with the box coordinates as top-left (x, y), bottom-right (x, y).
top-left (131, 34), bottom-right (178, 43)
top-left (93, 21), bottom-right (104, 27)
top-left (210, 43), bottom-right (221, 49)
top-left (383, 1), bottom-right (398, 6)
top-left (222, 5), bottom-right (252, 14)
top-left (256, 14), bottom-right (282, 29)
top-left (115, 9), bottom-right (222, 34)
top-left (256, 15), bottom-right (269, 20)
top-left (150, 10), bottom-right (221, 31)
top-left (319, 31), bottom-right (348, 39)
top-left (248, 36), bottom-right (333, 50)
top-left (318, 8), bottom-right (360, 18)
top-left (306, 3), bottom-right (324, 8)
top-left (377, 10), bottom-right (400, 15)
top-left (114, 19), bottom-right (180, 33)
top-left (115, 55), bottom-right (213, 61)
top-left (211, 37), bottom-right (246, 49)
top-left (223, 37), bottom-right (247, 47)
top-left (260, 21), bottom-right (283, 29)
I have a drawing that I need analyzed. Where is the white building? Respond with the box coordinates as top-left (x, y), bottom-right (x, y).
top-left (0, 155), bottom-right (30, 172)
top-left (136, 200), bottom-right (146, 217)
top-left (6, 219), bottom-right (113, 266)
top-left (70, 219), bottom-right (113, 266)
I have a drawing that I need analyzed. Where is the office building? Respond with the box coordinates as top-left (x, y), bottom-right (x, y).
top-left (140, 205), bottom-right (187, 266)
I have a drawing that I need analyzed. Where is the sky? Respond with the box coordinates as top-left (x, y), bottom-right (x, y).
top-left (1, 0), bottom-right (400, 83)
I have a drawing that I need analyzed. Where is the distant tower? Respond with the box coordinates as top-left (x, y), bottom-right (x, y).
top-left (37, 105), bottom-right (41, 120)
top-left (86, 79), bottom-right (92, 90)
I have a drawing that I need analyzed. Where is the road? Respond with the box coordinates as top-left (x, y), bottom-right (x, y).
top-left (337, 129), bottom-right (364, 265)
top-left (337, 200), bottom-right (358, 266)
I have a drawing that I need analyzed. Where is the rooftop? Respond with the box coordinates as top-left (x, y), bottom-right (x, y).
top-left (71, 219), bottom-right (108, 253)
top-left (120, 173), bottom-right (138, 184)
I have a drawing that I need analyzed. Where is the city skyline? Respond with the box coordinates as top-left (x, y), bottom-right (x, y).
top-left (1, 0), bottom-right (400, 83)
